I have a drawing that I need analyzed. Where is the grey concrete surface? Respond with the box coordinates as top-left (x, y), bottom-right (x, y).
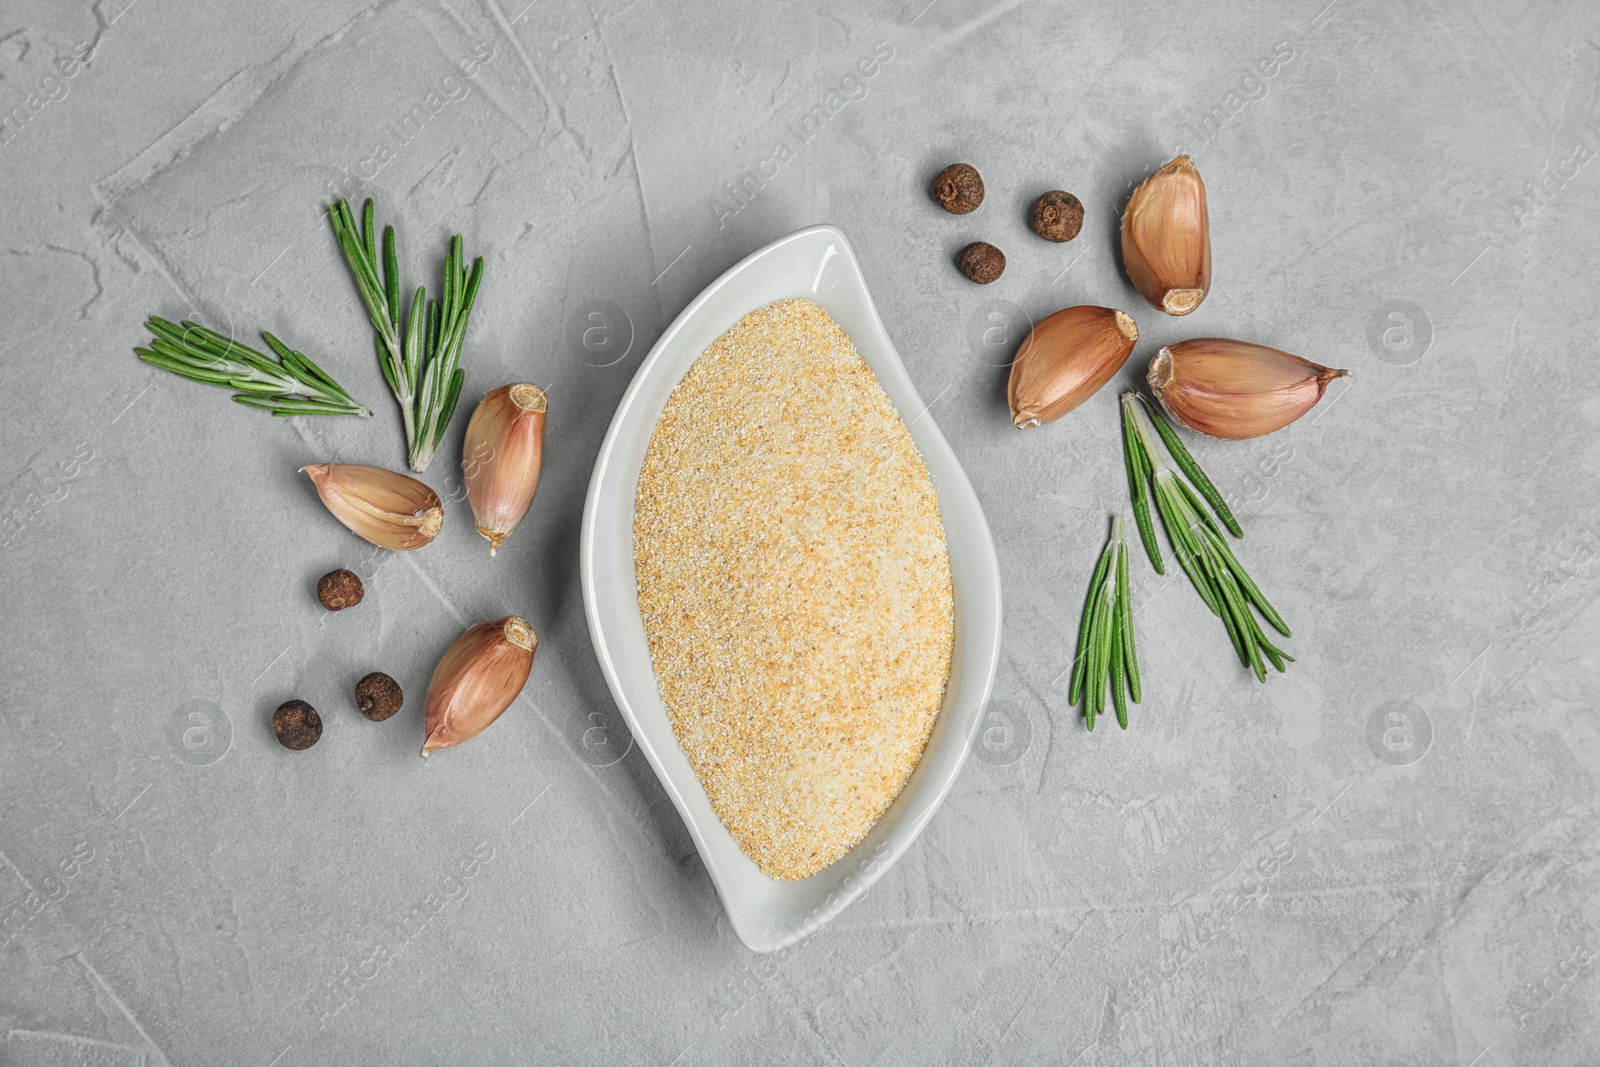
top-left (2, 0), bottom-right (1598, 1063)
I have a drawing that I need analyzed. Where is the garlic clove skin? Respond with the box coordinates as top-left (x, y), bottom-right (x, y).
top-left (462, 384), bottom-right (546, 556)
top-left (303, 463), bottom-right (443, 551)
top-left (422, 616), bottom-right (537, 756)
top-left (1149, 338), bottom-right (1351, 439)
top-left (1008, 306), bottom-right (1139, 428)
top-left (1121, 155), bottom-right (1211, 316)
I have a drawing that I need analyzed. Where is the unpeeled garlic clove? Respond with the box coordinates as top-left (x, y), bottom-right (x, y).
top-left (462, 383), bottom-right (546, 556)
top-left (1121, 155), bottom-right (1211, 316)
top-left (1008, 306), bottom-right (1140, 428)
top-left (1149, 338), bottom-right (1350, 439)
top-left (422, 616), bottom-right (536, 756)
top-left (302, 463), bottom-right (443, 551)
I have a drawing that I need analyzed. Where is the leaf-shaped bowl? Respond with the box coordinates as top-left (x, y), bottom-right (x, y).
top-left (579, 225), bottom-right (1002, 952)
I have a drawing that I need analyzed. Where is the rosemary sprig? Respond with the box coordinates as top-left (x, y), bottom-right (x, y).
top-left (1069, 516), bottom-right (1141, 730)
top-left (329, 197), bottom-right (483, 472)
top-left (135, 317), bottom-right (372, 417)
top-left (1122, 392), bottom-right (1293, 681)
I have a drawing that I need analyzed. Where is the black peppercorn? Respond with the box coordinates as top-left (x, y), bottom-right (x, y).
top-left (1031, 190), bottom-right (1084, 242)
top-left (355, 672), bottom-right (404, 722)
top-left (932, 163), bottom-right (984, 214)
top-left (273, 700), bottom-right (323, 750)
top-left (317, 569), bottom-right (364, 611)
top-left (957, 242), bottom-right (1006, 284)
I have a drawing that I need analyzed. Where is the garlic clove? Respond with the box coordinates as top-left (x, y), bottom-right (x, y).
top-left (1149, 338), bottom-right (1350, 439)
top-left (302, 463), bottom-right (443, 551)
top-left (421, 615), bottom-right (536, 756)
top-left (1121, 155), bottom-right (1211, 316)
top-left (1008, 306), bottom-right (1139, 428)
top-left (462, 383), bottom-right (546, 556)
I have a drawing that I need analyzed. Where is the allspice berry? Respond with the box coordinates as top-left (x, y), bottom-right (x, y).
top-left (355, 672), bottom-right (404, 722)
top-left (1031, 190), bottom-right (1084, 242)
top-left (932, 163), bottom-right (984, 214)
top-left (957, 242), bottom-right (1006, 284)
top-left (273, 700), bottom-right (323, 750)
top-left (317, 568), bottom-right (363, 611)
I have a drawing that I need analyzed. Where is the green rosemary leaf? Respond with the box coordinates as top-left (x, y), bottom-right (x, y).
top-left (1214, 558), bottom-right (1266, 681)
top-left (416, 356), bottom-right (441, 427)
top-left (1246, 613), bottom-right (1289, 673)
top-left (1201, 526), bottom-right (1291, 637)
top-left (229, 394), bottom-right (289, 412)
top-left (136, 349), bottom-right (233, 384)
top-left (1260, 633), bottom-right (1295, 666)
top-left (226, 377), bottom-right (283, 396)
top-left (261, 332), bottom-right (331, 397)
top-left (146, 315), bottom-right (196, 340)
top-left (1086, 576), bottom-right (1104, 718)
top-left (1214, 577), bottom-right (1253, 668)
top-left (425, 295), bottom-right (440, 368)
top-left (178, 322), bottom-right (240, 352)
top-left (231, 394), bottom-right (363, 417)
top-left (436, 367), bottom-right (466, 440)
top-left (144, 314), bottom-right (183, 339)
top-left (1069, 542), bottom-right (1115, 705)
top-left (1086, 572), bottom-right (1106, 720)
top-left (1121, 396), bottom-right (1164, 574)
top-left (157, 326), bottom-right (254, 371)
top-left (142, 333), bottom-right (205, 360)
top-left (1144, 396), bottom-right (1243, 537)
top-left (1098, 570), bottom-right (1117, 716)
top-left (258, 330), bottom-right (293, 363)
top-left (280, 338), bottom-right (355, 403)
top-left (1117, 542), bottom-right (1141, 703)
top-left (382, 224), bottom-right (400, 330)
top-left (442, 235), bottom-right (460, 321)
top-left (462, 252), bottom-right (484, 312)
top-left (1109, 614), bottom-right (1127, 728)
top-left (1090, 585), bottom-right (1112, 723)
top-left (404, 285), bottom-right (428, 393)
top-left (361, 198), bottom-right (378, 267)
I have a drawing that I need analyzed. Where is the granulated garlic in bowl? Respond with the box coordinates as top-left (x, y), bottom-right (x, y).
top-left (582, 224), bottom-right (1000, 950)
top-left (633, 299), bottom-right (955, 881)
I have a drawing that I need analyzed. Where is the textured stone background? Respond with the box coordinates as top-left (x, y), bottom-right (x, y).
top-left (2, 0), bottom-right (1598, 1063)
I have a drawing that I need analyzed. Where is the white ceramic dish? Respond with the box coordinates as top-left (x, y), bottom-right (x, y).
top-left (579, 225), bottom-right (1002, 952)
